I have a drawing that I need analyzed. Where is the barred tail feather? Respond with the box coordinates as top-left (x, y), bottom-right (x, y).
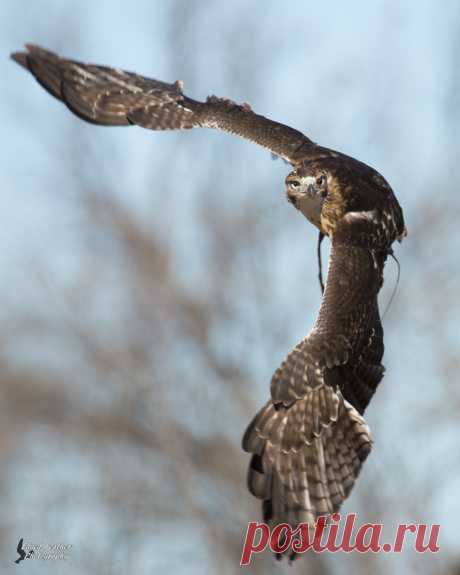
top-left (242, 392), bottom-right (372, 558)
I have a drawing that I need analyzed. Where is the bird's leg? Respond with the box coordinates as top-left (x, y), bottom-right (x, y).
top-left (317, 231), bottom-right (325, 294)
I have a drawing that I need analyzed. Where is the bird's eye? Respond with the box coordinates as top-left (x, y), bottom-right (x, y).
top-left (289, 180), bottom-right (300, 189)
top-left (316, 175), bottom-right (326, 187)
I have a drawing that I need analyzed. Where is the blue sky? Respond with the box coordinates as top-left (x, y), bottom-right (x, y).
top-left (1, 1), bottom-right (459, 573)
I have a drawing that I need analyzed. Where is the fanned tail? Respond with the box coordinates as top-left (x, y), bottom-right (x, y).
top-left (242, 390), bottom-right (372, 559)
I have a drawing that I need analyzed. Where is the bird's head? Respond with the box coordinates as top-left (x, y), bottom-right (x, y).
top-left (286, 152), bottom-right (406, 247)
top-left (285, 164), bottom-right (329, 231)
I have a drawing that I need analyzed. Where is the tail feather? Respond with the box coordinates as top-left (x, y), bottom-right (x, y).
top-left (243, 390), bottom-right (372, 559)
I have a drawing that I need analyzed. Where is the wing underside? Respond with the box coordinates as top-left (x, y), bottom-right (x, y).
top-left (11, 44), bottom-right (316, 164)
top-left (243, 242), bottom-right (386, 558)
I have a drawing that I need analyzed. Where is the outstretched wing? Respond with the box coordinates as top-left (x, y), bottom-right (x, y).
top-left (333, 303), bottom-right (385, 414)
top-left (11, 44), bottom-right (316, 165)
top-left (243, 240), bottom-right (386, 556)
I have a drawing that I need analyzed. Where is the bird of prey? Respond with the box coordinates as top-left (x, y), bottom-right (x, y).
top-left (11, 45), bottom-right (406, 559)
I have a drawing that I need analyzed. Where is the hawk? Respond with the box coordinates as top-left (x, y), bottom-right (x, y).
top-left (11, 45), bottom-right (406, 558)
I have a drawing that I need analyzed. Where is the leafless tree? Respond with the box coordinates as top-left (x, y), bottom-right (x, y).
top-left (2, 2), bottom-right (459, 574)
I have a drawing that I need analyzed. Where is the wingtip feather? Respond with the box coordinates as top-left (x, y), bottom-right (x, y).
top-left (11, 44), bottom-right (59, 69)
top-left (10, 51), bottom-right (28, 69)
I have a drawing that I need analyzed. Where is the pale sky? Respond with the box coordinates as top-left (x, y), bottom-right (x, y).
top-left (1, 1), bottom-right (459, 573)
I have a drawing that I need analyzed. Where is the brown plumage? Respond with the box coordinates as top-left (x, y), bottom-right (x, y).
top-left (11, 45), bottom-right (406, 560)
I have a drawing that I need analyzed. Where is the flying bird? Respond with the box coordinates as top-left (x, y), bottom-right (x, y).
top-left (11, 45), bottom-right (406, 559)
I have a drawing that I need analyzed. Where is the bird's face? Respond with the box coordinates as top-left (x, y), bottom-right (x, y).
top-left (285, 167), bottom-right (329, 231)
top-left (286, 155), bottom-right (406, 246)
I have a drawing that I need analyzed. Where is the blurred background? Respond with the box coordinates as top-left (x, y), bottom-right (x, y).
top-left (1, 0), bottom-right (459, 573)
